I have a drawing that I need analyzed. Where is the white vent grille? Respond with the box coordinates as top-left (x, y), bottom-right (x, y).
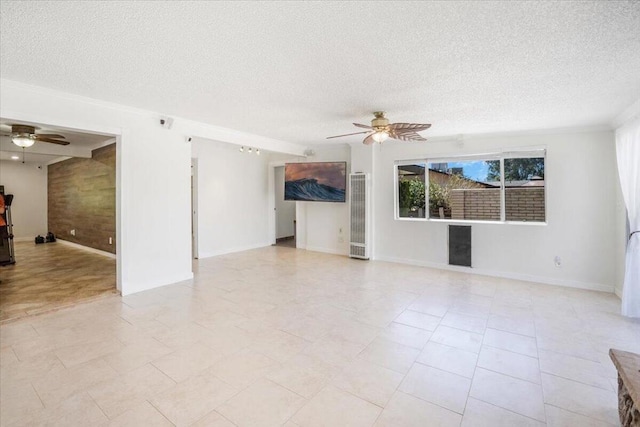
top-left (349, 173), bottom-right (369, 259)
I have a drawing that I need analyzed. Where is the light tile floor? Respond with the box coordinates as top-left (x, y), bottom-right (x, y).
top-left (1, 246), bottom-right (638, 426)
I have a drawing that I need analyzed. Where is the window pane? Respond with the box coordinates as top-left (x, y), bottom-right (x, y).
top-left (504, 157), bottom-right (545, 222)
top-left (397, 163), bottom-right (426, 218)
top-left (428, 160), bottom-right (501, 221)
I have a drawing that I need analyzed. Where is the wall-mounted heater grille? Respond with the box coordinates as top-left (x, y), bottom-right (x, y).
top-left (449, 225), bottom-right (471, 267)
top-left (349, 173), bottom-right (370, 259)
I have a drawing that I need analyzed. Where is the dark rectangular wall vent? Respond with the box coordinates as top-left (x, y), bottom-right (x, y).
top-left (449, 225), bottom-right (471, 267)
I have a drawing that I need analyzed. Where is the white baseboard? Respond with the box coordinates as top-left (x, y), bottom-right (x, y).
top-left (198, 242), bottom-right (272, 259)
top-left (121, 272), bottom-right (194, 296)
top-left (614, 286), bottom-right (623, 298)
top-left (376, 255), bottom-right (614, 293)
top-left (304, 245), bottom-right (348, 256)
top-left (56, 239), bottom-right (116, 259)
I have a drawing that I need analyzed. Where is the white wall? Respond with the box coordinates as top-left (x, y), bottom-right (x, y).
top-left (274, 166), bottom-right (295, 239)
top-left (1, 79), bottom-right (308, 295)
top-left (192, 139), bottom-right (271, 257)
top-left (351, 129), bottom-right (625, 292)
top-left (0, 160), bottom-right (48, 239)
top-left (1, 80), bottom-right (193, 295)
top-left (296, 145), bottom-right (351, 255)
top-left (614, 163), bottom-right (628, 298)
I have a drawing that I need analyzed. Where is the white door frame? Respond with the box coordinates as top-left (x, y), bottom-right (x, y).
top-left (268, 161), bottom-right (285, 245)
top-left (191, 158), bottom-right (199, 259)
top-left (1, 109), bottom-right (124, 292)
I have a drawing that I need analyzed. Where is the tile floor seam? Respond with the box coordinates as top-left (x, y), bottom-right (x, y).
top-left (412, 360), bottom-right (475, 382)
top-left (466, 396), bottom-right (549, 425)
top-left (331, 372), bottom-right (402, 411)
top-left (29, 382), bottom-right (46, 411)
top-left (146, 397), bottom-right (179, 426)
top-left (534, 325), bottom-right (547, 425)
top-left (485, 326), bottom-right (540, 340)
top-left (536, 345), bottom-right (604, 364)
top-left (398, 384), bottom-right (468, 416)
top-left (473, 363), bottom-right (543, 386)
top-left (9, 346), bottom-right (22, 363)
top-left (539, 371), bottom-right (617, 393)
top-left (263, 376), bottom-right (309, 400)
top-left (481, 343), bottom-right (540, 360)
top-left (433, 322), bottom-right (484, 336)
top-left (88, 391), bottom-right (111, 423)
top-left (542, 402), bottom-right (617, 427)
top-left (461, 341), bottom-right (481, 423)
top-left (327, 383), bottom-right (387, 411)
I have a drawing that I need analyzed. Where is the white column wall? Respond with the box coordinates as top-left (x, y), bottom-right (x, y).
top-left (295, 145), bottom-right (351, 255)
top-left (1, 80), bottom-right (193, 295)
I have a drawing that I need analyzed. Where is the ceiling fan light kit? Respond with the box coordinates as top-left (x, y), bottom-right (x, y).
top-left (326, 112), bottom-right (431, 145)
top-left (11, 134), bottom-right (36, 148)
top-left (372, 131), bottom-right (389, 143)
top-left (3, 124), bottom-right (69, 148)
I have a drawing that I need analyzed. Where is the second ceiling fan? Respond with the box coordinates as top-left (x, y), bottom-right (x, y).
top-left (327, 112), bottom-right (431, 145)
top-left (1, 124), bottom-right (69, 148)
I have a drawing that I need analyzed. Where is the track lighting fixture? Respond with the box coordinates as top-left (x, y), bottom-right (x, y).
top-left (239, 146), bottom-right (261, 155)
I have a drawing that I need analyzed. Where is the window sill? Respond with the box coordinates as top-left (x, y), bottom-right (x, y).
top-left (395, 217), bottom-right (547, 226)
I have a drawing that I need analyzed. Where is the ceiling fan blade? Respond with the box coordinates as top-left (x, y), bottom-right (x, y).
top-left (388, 123), bottom-right (431, 133)
top-left (363, 134), bottom-right (375, 145)
top-left (36, 137), bottom-right (70, 145)
top-left (389, 131), bottom-right (427, 142)
top-left (36, 134), bottom-right (66, 139)
top-left (326, 131), bottom-right (371, 139)
top-left (353, 123), bottom-right (372, 129)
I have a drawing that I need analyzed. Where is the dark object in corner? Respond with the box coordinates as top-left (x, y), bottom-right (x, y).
top-left (449, 225), bottom-right (472, 267)
top-left (0, 192), bottom-right (16, 265)
top-left (46, 232), bottom-right (56, 243)
top-left (35, 235), bottom-right (45, 244)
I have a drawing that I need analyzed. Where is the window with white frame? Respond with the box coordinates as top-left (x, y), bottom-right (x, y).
top-left (396, 162), bottom-right (427, 219)
top-left (395, 150), bottom-right (546, 223)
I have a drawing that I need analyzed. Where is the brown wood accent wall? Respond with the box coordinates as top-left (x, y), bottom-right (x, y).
top-left (48, 143), bottom-right (116, 253)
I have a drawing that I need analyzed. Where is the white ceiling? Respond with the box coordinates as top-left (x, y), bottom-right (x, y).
top-left (1, 1), bottom-right (639, 146)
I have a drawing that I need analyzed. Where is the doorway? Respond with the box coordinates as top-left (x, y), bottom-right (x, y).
top-left (274, 166), bottom-right (296, 248)
top-left (0, 118), bottom-right (120, 322)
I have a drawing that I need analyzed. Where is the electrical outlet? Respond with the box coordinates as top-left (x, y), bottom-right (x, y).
top-left (338, 236), bottom-right (344, 243)
top-left (70, 229), bottom-right (76, 236)
top-left (109, 237), bottom-right (113, 245)
top-left (554, 256), bottom-right (562, 267)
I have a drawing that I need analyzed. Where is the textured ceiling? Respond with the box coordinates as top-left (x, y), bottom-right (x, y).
top-left (1, 1), bottom-right (639, 146)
